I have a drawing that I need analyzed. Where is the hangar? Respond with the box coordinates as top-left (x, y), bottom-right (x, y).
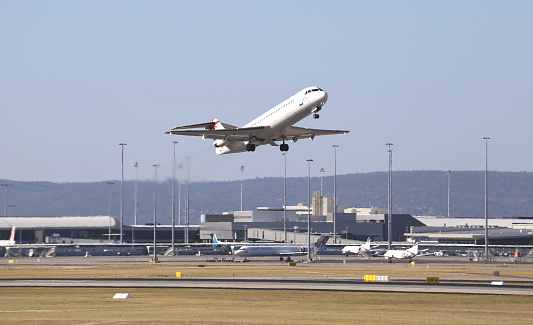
top-left (0, 216), bottom-right (199, 244)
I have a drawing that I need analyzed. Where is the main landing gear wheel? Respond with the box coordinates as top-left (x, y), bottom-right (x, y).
top-left (246, 143), bottom-right (256, 152)
top-left (280, 143), bottom-right (289, 152)
top-left (313, 113), bottom-right (319, 119)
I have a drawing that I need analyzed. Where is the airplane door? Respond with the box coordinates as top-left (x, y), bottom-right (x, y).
top-left (299, 94), bottom-right (309, 106)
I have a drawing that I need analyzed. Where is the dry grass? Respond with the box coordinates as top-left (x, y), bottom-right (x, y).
top-left (1, 259), bottom-right (533, 323)
top-left (0, 287), bottom-right (532, 324)
top-left (1, 259), bottom-right (533, 281)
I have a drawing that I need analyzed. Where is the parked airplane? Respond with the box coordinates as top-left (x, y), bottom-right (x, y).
top-left (210, 233), bottom-right (222, 244)
top-left (0, 227), bottom-right (16, 246)
top-left (341, 237), bottom-right (378, 256)
top-left (234, 234), bottom-right (331, 261)
top-left (166, 87), bottom-right (349, 154)
top-left (383, 239), bottom-right (425, 263)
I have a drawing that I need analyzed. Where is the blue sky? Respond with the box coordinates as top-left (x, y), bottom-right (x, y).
top-left (1, 1), bottom-right (532, 183)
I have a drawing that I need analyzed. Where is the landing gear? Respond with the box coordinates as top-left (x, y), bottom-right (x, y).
top-left (246, 143), bottom-right (256, 152)
top-left (280, 138), bottom-right (289, 152)
top-left (313, 113), bottom-right (319, 119)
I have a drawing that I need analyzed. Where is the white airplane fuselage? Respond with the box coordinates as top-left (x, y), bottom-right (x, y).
top-left (234, 234), bottom-right (330, 257)
top-left (234, 245), bottom-right (308, 257)
top-left (383, 241), bottom-right (419, 261)
top-left (215, 87), bottom-right (328, 154)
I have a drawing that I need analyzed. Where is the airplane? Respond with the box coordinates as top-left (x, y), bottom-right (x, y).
top-left (234, 234), bottom-right (331, 261)
top-left (166, 87), bottom-right (349, 154)
top-left (210, 233), bottom-right (222, 244)
top-left (341, 237), bottom-right (378, 256)
top-left (383, 239), bottom-right (426, 263)
top-left (0, 227), bottom-right (16, 246)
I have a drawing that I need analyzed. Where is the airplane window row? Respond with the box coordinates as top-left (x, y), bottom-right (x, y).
top-left (252, 99), bottom-right (294, 127)
top-left (305, 88), bottom-right (322, 95)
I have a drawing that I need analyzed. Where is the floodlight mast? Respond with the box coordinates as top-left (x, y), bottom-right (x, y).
top-left (386, 143), bottom-right (393, 250)
top-left (307, 159), bottom-right (313, 261)
top-left (484, 137), bottom-right (490, 261)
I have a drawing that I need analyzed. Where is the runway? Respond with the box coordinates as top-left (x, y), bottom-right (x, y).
top-left (1, 277), bottom-right (532, 296)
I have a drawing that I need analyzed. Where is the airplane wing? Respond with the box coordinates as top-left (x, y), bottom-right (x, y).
top-left (278, 252), bottom-right (306, 256)
top-left (169, 121), bottom-right (239, 130)
top-left (166, 126), bottom-right (266, 140)
top-left (166, 124), bottom-right (349, 143)
top-left (274, 126), bottom-right (350, 142)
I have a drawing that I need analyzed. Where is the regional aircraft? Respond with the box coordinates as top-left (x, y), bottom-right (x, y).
top-left (383, 239), bottom-right (427, 263)
top-left (0, 227), bottom-right (16, 246)
top-left (234, 234), bottom-right (331, 261)
top-left (341, 237), bottom-right (378, 256)
top-left (166, 87), bottom-right (349, 154)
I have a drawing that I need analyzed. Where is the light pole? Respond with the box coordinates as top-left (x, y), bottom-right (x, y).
top-left (185, 157), bottom-right (190, 245)
top-left (484, 137), bottom-right (490, 261)
top-left (153, 164), bottom-right (160, 261)
top-left (119, 143), bottom-right (126, 244)
top-left (446, 170), bottom-right (451, 218)
top-left (332, 145), bottom-right (339, 244)
top-left (133, 163), bottom-right (138, 226)
top-left (107, 182), bottom-right (115, 241)
top-left (240, 165), bottom-right (244, 211)
top-left (319, 167), bottom-right (325, 196)
top-left (1, 184), bottom-right (12, 217)
top-left (283, 153), bottom-right (287, 243)
top-left (386, 143), bottom-right (393, 250)
top-left (307, 159), bottom-right (313, 261)
top-left (172, 141), bottom-right (178, 256)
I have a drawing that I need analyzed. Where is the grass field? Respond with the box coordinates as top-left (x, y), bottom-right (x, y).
top-left (1, 259), bottom-right (533, 324)
top-left (1, 287), bottom-right (532, 324)
top-left (2, 259), bottom-right (533, 280)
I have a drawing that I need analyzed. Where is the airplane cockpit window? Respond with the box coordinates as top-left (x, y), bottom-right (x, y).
top-left (305, 88), bottom-right (323, 94)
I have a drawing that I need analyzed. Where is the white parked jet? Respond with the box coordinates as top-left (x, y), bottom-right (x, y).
top-left (383, 239), bottom-right (423, 263)
top-left (0, 227), bottom-right (16, 246)
top-left (166, 87), bottom-right (349, 154)
top-left (342, 237), bottom-right (377, 256)
top-left (234, 234), bottom-right (331, 261)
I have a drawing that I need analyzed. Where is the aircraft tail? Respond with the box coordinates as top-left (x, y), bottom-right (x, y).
top-left (314, 234), bottom-right (331, 251)
top-left (212, 118), bottom-right (228, 154)
top-left (210, 118), bottom-right (224, 130)
top-left (362, 236), bottom-right (372, 251)
top-left (407, 239), bottom-right (419, 255)
top-left (9, 227), bottom-right (15, 242)
top-left (210, 233), bottom-right (219, 244)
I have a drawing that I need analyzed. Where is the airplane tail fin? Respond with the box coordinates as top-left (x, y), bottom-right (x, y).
top-left (211, 118), bottom-right (227, 153)
top-left (362, 236), bottom-right (372, 251)
top-left (210, 118), bottom-right (225, 130)
top-left (9, 227), bottom-right (16, 242)
top-left (314, 234), bottom-right (331, 251)
top-left (210, 233), bottom-right (219, 244)
top-left (408, 239), bottom-right (419, 254)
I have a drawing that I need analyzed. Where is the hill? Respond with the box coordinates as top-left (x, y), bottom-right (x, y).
top-left (1, 171), bottom-right (532, 225)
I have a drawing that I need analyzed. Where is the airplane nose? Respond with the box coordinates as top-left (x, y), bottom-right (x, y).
top-left (320, 91), bottom-right (328, 106)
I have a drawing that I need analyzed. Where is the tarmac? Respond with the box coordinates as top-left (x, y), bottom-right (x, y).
top-left (2, 254), bottom-right (533, 296)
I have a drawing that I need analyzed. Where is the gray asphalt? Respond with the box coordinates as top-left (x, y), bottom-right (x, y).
top-left (0, 277), bottom-right (531, 296)
top-left (3, 255), bottom-right (533, 296)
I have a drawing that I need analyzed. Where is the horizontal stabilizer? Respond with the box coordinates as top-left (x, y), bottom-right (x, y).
top-left (166, 126), bottom-right (266, 141)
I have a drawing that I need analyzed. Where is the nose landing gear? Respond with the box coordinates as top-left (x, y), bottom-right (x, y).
top-left (246, 143), bottom-right (256, 152)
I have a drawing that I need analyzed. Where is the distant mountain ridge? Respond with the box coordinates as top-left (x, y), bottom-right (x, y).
top-left (1, 171), bottom-right (532, 225)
